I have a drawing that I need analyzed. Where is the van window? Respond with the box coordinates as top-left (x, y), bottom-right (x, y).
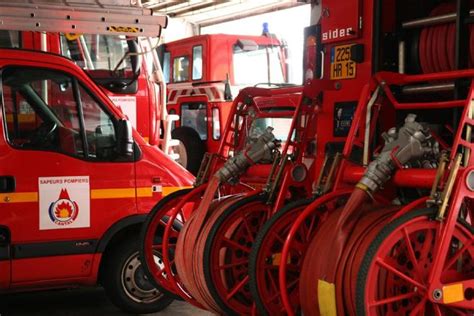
top-left (78, 85), bottom-right (117, 160)
top-left (173, 56), bottom-right (189, 82)
top-left (192, 46), bottom-right (203, 80)
top-left (1, 67), bottom-right (121, 161)
top-left (163, 52), bottom-right (170, 83)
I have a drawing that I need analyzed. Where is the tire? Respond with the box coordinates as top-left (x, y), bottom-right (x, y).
top-left (356, 208), bottom-right (474, 316)
top-left (101, 237), bottom-right (174, 314)
top-left (172, 126), bottom-right (205, 175)
top-left (139, 188), bottom-right (193, 299)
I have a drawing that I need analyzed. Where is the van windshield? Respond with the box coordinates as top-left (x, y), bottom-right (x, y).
top-left (233, 45), bottom-right (285, 86)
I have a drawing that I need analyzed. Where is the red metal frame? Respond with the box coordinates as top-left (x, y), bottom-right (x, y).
top-left (145, 0), bottom-right (474, 314)
top-left (359, 179), bottom-right (473, 313)
top-left (279, 70), bottom-right (474, 315)
top-left (279, 189), bottom-right (353, 315)
top-left (140, 85), bottom-right (305, 311)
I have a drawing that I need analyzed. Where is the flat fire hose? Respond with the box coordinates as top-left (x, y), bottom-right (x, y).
top-left (305, 115), bottom-right (438, 315)
top-left (174, 128), bottom-right (278, 313)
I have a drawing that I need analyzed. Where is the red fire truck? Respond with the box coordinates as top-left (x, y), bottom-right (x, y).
top-left (0, 2), bottom-right (193, 314)
top-left (2, 21), bottom-right (289, 176)
top-left (161, 32), bottom-right (289, 174)
top-left (0, 4), bottom-right (175, 159)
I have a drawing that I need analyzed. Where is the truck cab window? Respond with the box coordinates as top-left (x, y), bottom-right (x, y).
top-left (233, 44), bottom-right (285, 86)
top-left (1, 67), bottom-right (119, 161)
top-left (192, 46), bottom-right (203, 80)
top-left (0, 30), bottom-right (20, 48)
top-left (60, 34), bottom-right (133, 73)
top-left (268, 46), bottom-right (285, 83)
top-left (250, 117), bottom-right (292, 141)
top-left (181, 102), bottom-right (207, 140)
top-left (173, 56), bottom-right (189, 82)
top-left (163, 52), bottom-right (170, 83)
top-left (212, 107), bottom-right (220, 140)
top-left (59, 34), bottom-right (139, 94)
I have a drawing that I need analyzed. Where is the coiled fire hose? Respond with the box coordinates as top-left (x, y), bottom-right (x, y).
top-left (302, 114), bottom-right (439, 316)
top-left (174, 127), bottom-right (278, 313)
top-left (419, 2), bottom-right (474, 73)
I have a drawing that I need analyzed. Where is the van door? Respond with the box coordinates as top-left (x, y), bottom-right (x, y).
top-left (0, 65), bottom-right (136, 287)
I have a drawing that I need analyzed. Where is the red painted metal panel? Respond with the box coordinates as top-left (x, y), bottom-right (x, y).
top-left (320, 0), bottom-right (361, 44)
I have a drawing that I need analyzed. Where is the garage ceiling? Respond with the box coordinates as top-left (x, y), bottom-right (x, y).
top-left (142, 0), bottom-right (308, 27)
top-left (1, 0), bottom-right (308, 30)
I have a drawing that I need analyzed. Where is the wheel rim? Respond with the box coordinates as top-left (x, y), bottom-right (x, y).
top-left (142, 195), bottom-right (185, 295)
top-left (205, 198), bottom-right (270, 314)
top-left (360, 213), bottom-right (473, 315)
top-left (121, 252), bottom-right (165, 304)
top-left (279, 190), bottom-right (351, 315)
top-left (251, 201), bottom-right (319, 315)
top-left (149, 208), bottom-right (184, 294)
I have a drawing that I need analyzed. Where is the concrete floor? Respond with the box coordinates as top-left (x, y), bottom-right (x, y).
top-left (0, 288), bottom-right (212, 316)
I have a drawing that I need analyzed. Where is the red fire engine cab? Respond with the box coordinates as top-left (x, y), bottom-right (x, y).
top-left (0, 2), bottom-right (193, 314)
top-left (161, 32), bottom-right (289, 174)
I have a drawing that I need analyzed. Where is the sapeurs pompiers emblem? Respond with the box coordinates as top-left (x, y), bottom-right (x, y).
top-left (49, 188), bottom-right (79, 226)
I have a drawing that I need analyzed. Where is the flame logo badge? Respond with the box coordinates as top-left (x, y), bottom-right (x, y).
top-left (48, 188), bottom-right (79, 226)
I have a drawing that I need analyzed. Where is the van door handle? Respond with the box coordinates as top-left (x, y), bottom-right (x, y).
top-left (0, 227), bottom-right (9, 247)
top-left (0, 176), bottom-right (15, 193)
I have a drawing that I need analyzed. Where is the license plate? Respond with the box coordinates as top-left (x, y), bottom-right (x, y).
top-left (330, 44), bottom-right (356, 80)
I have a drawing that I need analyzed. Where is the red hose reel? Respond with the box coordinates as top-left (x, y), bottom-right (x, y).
top-left (418, 2), bottom-right (474, 73)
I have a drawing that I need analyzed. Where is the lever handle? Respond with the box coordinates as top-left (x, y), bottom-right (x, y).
top-left (0, 176), bottom-right (15, 193)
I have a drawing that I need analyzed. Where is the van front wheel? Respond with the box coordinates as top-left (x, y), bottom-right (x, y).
top-left (101, 238), bottom-right (173, 314)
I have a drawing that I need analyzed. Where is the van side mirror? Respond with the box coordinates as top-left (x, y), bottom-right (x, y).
top-left (116, 119), bottom-right (134, 157)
